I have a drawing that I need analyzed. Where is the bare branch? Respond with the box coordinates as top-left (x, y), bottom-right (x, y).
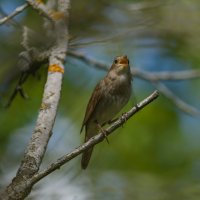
top-left (68, 51), bottom-right (200, 81)
top-left (68, 51), bottom-right (200, 115)
top-left (128, 1), bottom-right (165, 11)
top-left (30, 90), bottom-right (159, 184)
top-left (154, 82), bottom-right (200, 115)
top-left (0, 1), bottom-right (70, 199)
top-left (132, 68), bottom-right (200, 81)
top-left (68, 51), bottom-right (108, 71)
top-left (0, 3), bottom-right (29, 25)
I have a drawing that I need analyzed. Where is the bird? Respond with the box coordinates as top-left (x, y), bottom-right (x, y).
top-left (80, 55), bottom-right (132, 169)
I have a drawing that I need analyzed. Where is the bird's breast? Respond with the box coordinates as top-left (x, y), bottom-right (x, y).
top-left (93, 75), bottom-right (131, 124)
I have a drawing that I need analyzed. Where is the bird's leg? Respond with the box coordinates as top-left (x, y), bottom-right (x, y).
top-left (120, 112), bottom-right (129, 127)
top-left (95, 120), bottom-right (109, 144)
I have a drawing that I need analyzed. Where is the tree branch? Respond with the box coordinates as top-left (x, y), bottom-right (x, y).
top-left (154, 82), bottom-right (200, 115)
top-left (26, 0), bottom-right (53, 22)
top-left (0, 1), bottom-right (70, 199)
top-left (132, 68), bottom-right (200, 81)
top-left (0, 3), bottom-right (29, 25)
top-left (68, 51), bottom-right (108, 71)
top-left (68, 51), bottom-right (200, 115)
top-left (68, 51), bottom-right (200, 81)
top-left (29, 90), bottom-right (159, 184)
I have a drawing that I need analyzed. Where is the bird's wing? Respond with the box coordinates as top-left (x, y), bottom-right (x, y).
top-left (80, 80), bottom-right (104, 133)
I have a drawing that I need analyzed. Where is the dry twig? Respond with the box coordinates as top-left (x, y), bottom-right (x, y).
top-left (0, 3), bottom-right (29, 25)
top-left (154, 82), bottom-right (200, 115)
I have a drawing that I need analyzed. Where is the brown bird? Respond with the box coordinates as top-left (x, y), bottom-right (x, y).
top-left (80, 55), bottom-right (132, 169)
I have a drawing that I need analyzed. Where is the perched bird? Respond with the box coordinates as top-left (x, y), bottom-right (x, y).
top-left (80, 55), bottom-right (132, 169)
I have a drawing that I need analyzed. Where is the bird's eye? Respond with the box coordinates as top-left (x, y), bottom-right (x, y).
top-left (114, 59), bottom-right (118, 64)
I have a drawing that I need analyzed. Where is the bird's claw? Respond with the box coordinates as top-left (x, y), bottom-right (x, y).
top-left (95, 121), bottom-right (109, 144)
top-left (121, 112), bottom-right (128, 127)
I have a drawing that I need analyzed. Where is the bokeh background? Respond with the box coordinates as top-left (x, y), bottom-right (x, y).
top-left (1, 0), bottom-right (200, 199)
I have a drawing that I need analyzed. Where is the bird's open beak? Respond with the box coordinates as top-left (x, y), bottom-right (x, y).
top-left (118, 56), bottom-right (129, 65)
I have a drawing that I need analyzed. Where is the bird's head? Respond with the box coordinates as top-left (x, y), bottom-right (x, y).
top-left (109, 55), bottom-right (130, 75)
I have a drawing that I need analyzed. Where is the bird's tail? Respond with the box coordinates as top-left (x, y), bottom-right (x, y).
top-left (81, 123), bottom-right (97, 169)
top-left (81, 147), bottom-right (94, 169)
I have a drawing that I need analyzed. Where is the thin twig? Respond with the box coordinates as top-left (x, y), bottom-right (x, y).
top-left (0, 3), bottom-right (29, 25)
top-left (69, 29), bottom-right (142, 48)
top-left (68, 51), bottom-right (200, 115)
top-left (154, 82), bottom-right (200, 115)
top-left (128, 1), bottom-right (165, 11)
top-left (68, 51), bottom-right (200, 81)
top-left (68, 51), bottom-right (108, 71)
top-left (132, 68), bottom-right (200, 81)
top-left (30, 90), bottom-right (159, 183)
